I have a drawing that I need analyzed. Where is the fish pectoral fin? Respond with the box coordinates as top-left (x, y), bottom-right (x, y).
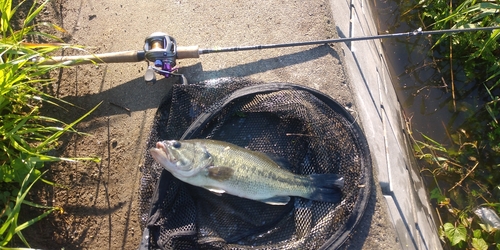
top-left (257, 196), bottom-right (291, 205)
top-left (207, 166), bottom-right (234, 181)
top-left (203, 186), bottom-right (226, 196)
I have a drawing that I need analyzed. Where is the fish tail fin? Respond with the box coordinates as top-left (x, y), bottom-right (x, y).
top-left (307, 174), bottom-right (344, 203)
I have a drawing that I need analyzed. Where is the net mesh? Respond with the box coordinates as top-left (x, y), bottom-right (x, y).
top-left (139, 78), bottom-right (371, 249)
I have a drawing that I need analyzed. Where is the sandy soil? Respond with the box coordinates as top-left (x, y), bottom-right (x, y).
top-left (22, 0), bottom-right (397, 249)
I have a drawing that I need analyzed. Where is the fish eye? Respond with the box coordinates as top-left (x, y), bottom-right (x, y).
top-left (172, 141), bottom-right (181, 148)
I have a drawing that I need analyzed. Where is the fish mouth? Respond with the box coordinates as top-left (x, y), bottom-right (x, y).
top-left (150, 141), bottom-right (177, 166)
top-left (156, 141), bottom-right (176, 162)
top-left (155, 140), bottom-right (197, 174)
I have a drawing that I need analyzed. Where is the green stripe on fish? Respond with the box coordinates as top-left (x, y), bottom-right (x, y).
top-left (150, 139), bottom-right (344, 205)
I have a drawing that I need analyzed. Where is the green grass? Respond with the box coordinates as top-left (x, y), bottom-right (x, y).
top-left (410, 0), bottom-right (500, 248)
top-left (1, 0), bottom-right (99, 247)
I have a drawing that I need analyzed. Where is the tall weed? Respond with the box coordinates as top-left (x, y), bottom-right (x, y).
top-left (413, 0), bottom-right (500, 248)
top-left (1, 0), bottom-right (99, 247)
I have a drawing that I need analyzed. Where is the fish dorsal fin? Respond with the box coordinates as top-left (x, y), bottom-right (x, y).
top-left (207, 166), bottom-right (234, 181)
top-left (257, 152), bottom-right (292, 170)
top-left (203, 186), bottom-right (226, 195)
top-left (257, 196), bottom-right (291, 205)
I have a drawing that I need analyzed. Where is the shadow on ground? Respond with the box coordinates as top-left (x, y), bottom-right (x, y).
top-left (57, 44), bottom-right (340, 119)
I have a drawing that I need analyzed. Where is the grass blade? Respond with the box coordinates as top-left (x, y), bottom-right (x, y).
top-left (36, 101), bottom-right (102, 150)
top-left (23, 0), bottom-right (49, 29)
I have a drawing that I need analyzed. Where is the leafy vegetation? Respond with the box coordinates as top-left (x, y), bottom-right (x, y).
top-left (409, 0), bottom-right (500, 248)
top-left (1, 0), bottom-right (98, 247)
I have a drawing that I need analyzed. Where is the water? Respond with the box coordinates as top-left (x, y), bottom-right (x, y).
top-left (370, 0), bottom-right (487, 143)
top-left (369, 0), bottom-right (500, 214)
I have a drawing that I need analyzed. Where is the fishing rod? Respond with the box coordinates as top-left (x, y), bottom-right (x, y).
top-left (38, 26), bottom-right (499, 84)
top-left (198, 26), bottom-right (499, 54)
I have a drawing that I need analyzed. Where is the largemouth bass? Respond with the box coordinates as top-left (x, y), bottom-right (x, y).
top-left (150, 139), bottom-right (344, 205)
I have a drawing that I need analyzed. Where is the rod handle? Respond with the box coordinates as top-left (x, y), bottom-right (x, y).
top-left (177, 45), bottom-right (200, 59)
top-left (38, 50), bottom-right (144, 65)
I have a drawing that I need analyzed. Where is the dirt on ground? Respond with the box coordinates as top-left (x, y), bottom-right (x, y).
top-left (21, 0), bottom-right (397, 249)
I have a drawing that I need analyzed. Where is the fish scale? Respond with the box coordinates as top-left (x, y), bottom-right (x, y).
top-left (201, 141), bottom-right (311, 194)
top-left (150, 139), bottom-right (344, 205)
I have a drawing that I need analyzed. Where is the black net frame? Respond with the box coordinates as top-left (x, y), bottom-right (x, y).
top-left (139, 78), bottom-right (372, 249)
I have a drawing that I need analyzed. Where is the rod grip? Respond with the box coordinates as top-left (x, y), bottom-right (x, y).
top-left (177, 45), bottom-right (200, 59)
top-left (38, 50), bottom-right (144, 65)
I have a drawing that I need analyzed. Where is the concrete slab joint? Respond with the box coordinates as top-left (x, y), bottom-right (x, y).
top-left (329, 0), bottom-right (442, 249)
